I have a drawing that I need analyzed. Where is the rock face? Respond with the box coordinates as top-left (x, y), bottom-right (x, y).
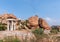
top-left (38, 18), bottom-right (50, 30)
top-left (28, 15), bottom-right (39, 29)
top-left (28, 15), bottom-right (38, 26)
top-left (0, 14), bottom-right (18, 24)
top-left (0, 14), bottom-right (50, 30)
top-left (0, 30), bottom-right (36, 41)
top-left (28, 15), bottom-right (50, 30)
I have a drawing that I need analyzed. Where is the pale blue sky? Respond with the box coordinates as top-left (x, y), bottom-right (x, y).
top-left (0, 0), bottom-right (60, 25)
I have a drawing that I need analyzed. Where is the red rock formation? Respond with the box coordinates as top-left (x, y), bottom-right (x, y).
top-left (28, 15), bottom-right (39, 26)
top-left (38, 18), bottom-right (50, 30)
top-left (0, 14), bottom-right (50, 30)
top-left (2, 14), bottom-right (17, 19)
top-left (0, 14), bottom-right (18, 24)
top-left (28, 15), bottom-right (39, 29)
top-left (28, 15), bottom-right (50, 30)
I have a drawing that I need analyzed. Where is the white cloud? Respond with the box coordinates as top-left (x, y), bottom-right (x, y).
top-left (44, 17), bottom-right (57, 23)
top-left (45, 17), bottom-right (51, 21)
top-left (44, 17), bottom-right (60, 26)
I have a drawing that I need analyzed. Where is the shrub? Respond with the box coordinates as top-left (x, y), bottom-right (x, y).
top-left (55, 36), bottom-right (60, 42)
top-left (50, 28), bottom-right (58, 34)
top-left (32, 28), bottom-right (50, 42)
top-left (0, 23), bottom-right (7, 31)
top-left (0, 40), bottom-right (3, 42)
top-left (52, 36), bottom-right (60, 42)
top-left (51, 25), bottom-right (59, 32)
top-left (4, 36), bottom-right (21, 42)
top-left (32, 28), bottom-right (44, 35)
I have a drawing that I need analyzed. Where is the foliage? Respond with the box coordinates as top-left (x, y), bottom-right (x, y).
top-left (0, 23), bottom-right (7, 31)
top-left (21, 20), bottom-right (28, 26)
top-left (4, 36), bottom-right (21, 42)
top-left (18, 20), bottom-right (29, 30)
top-left (50, 29), bottom-right (58, 34)
top-left (32, 28), bottom-right (44, 35)
top-left (50, 26), bottom-right (59, 34)
top-left (52, 36), bottom-right (60, 42)
top-left (55, 36), bottom-right (60, 42)
top-left (32, 28), bottom-right (50, 42)
top-left (0, 35), bottom-right (36, 42)
top-left (0, 40), bottom-right (3, 42)
top-left (51, 25), bottom-right (59, 32)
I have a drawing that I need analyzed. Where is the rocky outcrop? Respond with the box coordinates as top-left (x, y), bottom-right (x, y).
top-left (28, 15), bottom-right (38, 26)
top-left (0, 14), bottom-right (50, 30)
top-left (38, 18), bottom-right (50, 30)
top-left (0, 14), bottom-right (18, 24)
top-left (0, 30), bottom-right (36, 41)
top-left (28, 15), bottom-right (50, 30)
top-left (28, 15), bottom-right (39, 29)
top-left (2, 14), bottom-right (17, 19)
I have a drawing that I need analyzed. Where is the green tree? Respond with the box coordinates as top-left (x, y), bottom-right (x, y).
top-left (0, 23), bottom-right (7, 31)
top-left (50, 25), bottom-right (59, 34)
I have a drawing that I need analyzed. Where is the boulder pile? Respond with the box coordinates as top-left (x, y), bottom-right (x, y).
top-left (28, 15), bottom-right (50, 30)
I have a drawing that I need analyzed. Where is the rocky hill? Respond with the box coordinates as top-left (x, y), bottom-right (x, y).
top-left (0, 14), bottom-right (50, 30)
top-left (28, 15), bottom-right (50, 30)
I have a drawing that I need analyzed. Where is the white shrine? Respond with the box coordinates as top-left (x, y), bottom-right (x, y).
top-left (7, 19), bottom-right (16, 31)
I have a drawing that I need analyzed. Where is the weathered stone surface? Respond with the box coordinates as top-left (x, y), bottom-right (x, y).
top-left (42, 38), bottom-right (50, 42)
top-left (0, 14), bottom-right (18, 24)
top-left (0, 30), bottom-right (36, 41)
top-left (2, 14), bottom-right (17, 19)
top-left (38, 18), bottom-right (50, 30)
top-left (0, 14), bottom-right (50, 30)
top-left (28, 15), bottom-right (39, 27)
top-left (28, 15), bottom-right (50, 30)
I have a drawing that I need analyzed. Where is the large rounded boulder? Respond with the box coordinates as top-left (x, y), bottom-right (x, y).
top-left (28, 15), bottom-right (39, 28)
top-left (28, 15), bottom-right (50, 30)
top-left (38, 18), bottom-right (50, 30)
